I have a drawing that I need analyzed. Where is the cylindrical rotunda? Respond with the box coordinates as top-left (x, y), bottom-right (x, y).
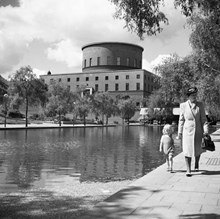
top-left (82, 42), bottom-right (144, 72)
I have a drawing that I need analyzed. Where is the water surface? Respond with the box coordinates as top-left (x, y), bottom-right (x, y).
top-left (0, 126), bottom-right (181, 192)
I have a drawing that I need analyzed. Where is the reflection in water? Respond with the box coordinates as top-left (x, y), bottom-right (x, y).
top-left (0, 126), bottom-right (182, 192)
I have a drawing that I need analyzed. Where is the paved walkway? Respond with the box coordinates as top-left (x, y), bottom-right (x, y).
top-left (0, 123), bottom-right (116, 129)
top-left (80, 128), bottom-right (220, 219)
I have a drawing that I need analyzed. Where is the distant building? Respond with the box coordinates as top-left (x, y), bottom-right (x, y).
top-left (41, 42), bottom-right (159, 107)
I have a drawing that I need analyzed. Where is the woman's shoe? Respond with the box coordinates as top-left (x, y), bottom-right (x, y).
top-left (195, 168), bottom-right (199, 172)
top-left (186, 172), bottom-right (192, 177)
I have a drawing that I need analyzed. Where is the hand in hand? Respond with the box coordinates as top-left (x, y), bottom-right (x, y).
top-left (176, 134), bottom-right (182, 140)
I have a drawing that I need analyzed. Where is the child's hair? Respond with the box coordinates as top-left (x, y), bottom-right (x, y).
top-left (162, 124), bottom-right (173, 135)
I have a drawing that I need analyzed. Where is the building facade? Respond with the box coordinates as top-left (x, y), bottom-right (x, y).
top-left (41, 42), bottom-right (158, 106)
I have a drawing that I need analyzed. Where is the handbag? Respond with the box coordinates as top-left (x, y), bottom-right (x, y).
top-left (201, 134), bottom-right (215, 151)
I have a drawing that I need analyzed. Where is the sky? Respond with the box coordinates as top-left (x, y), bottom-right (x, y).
top-left (0, 0), bottom-right (192, 79)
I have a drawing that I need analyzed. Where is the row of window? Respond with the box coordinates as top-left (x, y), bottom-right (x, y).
top-left (49, 77), bottom-right (154, 92)
top-left (84, 56), bottom-right (141, 68)
top-left (77, 83), bottom-right (141, 92)
top-left (74, 83), bottom-right (153, 92)
top-left (57, 74), bottom-right (143, 83)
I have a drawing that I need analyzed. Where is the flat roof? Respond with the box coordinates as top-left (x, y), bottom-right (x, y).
top-left (40, 69), bottom-right (156, 77)
top-left (82, 42), bottom-right (144, 51)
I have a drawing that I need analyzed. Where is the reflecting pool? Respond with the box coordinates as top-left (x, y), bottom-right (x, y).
top-left (0, 126), bottom-right (181, 192)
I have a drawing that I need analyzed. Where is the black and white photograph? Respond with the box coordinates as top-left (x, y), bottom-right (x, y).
top-left (0, 0), bottom-right (220, 218)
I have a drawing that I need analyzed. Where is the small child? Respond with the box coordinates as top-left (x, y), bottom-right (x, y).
top-left (159, 124), bottom-right (175, 172)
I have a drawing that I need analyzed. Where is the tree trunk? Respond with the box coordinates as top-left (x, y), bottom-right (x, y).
top-left (83, 114), bottom-right (86, 126)
top-left (4, 111), bottom-right (7, 128)
top-left (59, 111), bottom-right (61, 127)
top-left (72, 114), bottom-right (75, 126)
top-left (25, 96), bottom-right (28, 127)
top-left (102, 113), bottom-right (104, 126)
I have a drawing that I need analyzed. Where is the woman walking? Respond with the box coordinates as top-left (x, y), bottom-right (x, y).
top-left (177, 87), bottom-right (208, 177)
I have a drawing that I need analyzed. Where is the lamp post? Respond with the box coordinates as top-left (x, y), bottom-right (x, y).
top-left (3, 94), bottom-right (9, 128)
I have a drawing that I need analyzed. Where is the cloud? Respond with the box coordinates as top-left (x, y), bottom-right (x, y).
top-left (46, 39), bottom-right (82, 68)
top-left (0, 0), bottom-right (123, 76)
top-left (143, 54), bottom-right (172, 74)
top-left (0, 0), bottom-right (20, 7)
top-left (151, 54), bottom-right (172, 68)
top-left (0, 0), bottom-right (192, 79)
top-left (0, 35), bottom-right (27, 73)
top-left (33, 68), bottom-right (46, 78)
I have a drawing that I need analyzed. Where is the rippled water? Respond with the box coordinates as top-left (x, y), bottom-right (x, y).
top-left (0, 126), bottom-right (182, 192)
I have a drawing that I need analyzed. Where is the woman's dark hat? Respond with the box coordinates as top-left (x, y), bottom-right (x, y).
top-left (186, 87), bottom-right (198, 96)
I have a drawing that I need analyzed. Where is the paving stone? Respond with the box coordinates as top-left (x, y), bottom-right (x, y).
top-left (80, 129), bottom-right (220, 218)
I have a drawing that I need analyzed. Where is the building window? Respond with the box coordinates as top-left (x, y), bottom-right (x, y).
top-left (58, 78), bottom-right (61, 82)
top-left (105, 84), bottom-right (108, 91)
top-left (89, 58), bottom-right (92, 66)
top-left (84, 59), bottom-right (86, 68)
top-left (136, 83), bottom-right (140, 90)
top-left (126, 58), bottom-right (130, 66)
top-left (105, 76), bottom-right (109, 80)
top-left (115, 83), bottom-right (119, 91)
top-left (67, 78), bottom-right (70, 82)
top-left (67, 85), bottom-right (70, 89)
top-left (86, 77), bottom-right (89, 81)
top-left (116, 57), bottom-right (120, 65)
top-left (139, 60), bottom-right (142, 68)
top-left (95, 84), bottom-right (99, 91)
top-left (126, 75), bottom-right (129, 80)
top-left (107, 56), bottom-right (111, 65)
top-left (76, 85), bottom-right (79, 88)
top-left (115, 75), bottom-right (119, 80)
top-left (136, 74), bottom-right (140, 79)
top-left (134, 59), bottom-right (137, 67)
top-left (76, 77), bottom-right (80, 82)
top-left (126, 83), bottom-right (129, 91)
top-left (95, 76), bottom-right (99, 81)
top-left (97, 57), bottom-right (100, 66)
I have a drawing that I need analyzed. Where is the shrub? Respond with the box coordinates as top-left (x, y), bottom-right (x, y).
top-left (8, 111), bottom-right (25, 118)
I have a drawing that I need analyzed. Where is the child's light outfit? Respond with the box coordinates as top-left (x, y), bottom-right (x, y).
top-left (160, 134), bottom-right (174, 158)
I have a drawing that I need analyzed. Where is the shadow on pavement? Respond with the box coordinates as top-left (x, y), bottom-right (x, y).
top-left (105, 186), bottom-right (161, 202)
top-left (180, 213), bottom-right (220, 219)
top-left (201, 170), bottom-right (220, 175)
top-left (79, 186), bottom-right (163, 219)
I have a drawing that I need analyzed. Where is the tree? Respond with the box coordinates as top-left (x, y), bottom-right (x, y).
top-left (74, 96), bottom-right (91, 126)
top-left (154, 54), bottom-right (196, 104)
top-left (109, 0), bottom-right (168, 39)
top-left (109, 0), bottom-right (220, 38)
top-left (46, 81), bottom-right (73, 126)
top-left (117, 97), bottom-right (136, 125)
top-left (8, 66), bottom-right (48, 127)
top-left (91, 92), bottom-right (118, 125)
top-left (1, 94), bottom-right (10, 127)
top-left (152, 51), bottom-right (220, 121)
top-left (187, 15), bottom-right (220, 119)
top-left (174, 0), bottom-right (220, 19)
